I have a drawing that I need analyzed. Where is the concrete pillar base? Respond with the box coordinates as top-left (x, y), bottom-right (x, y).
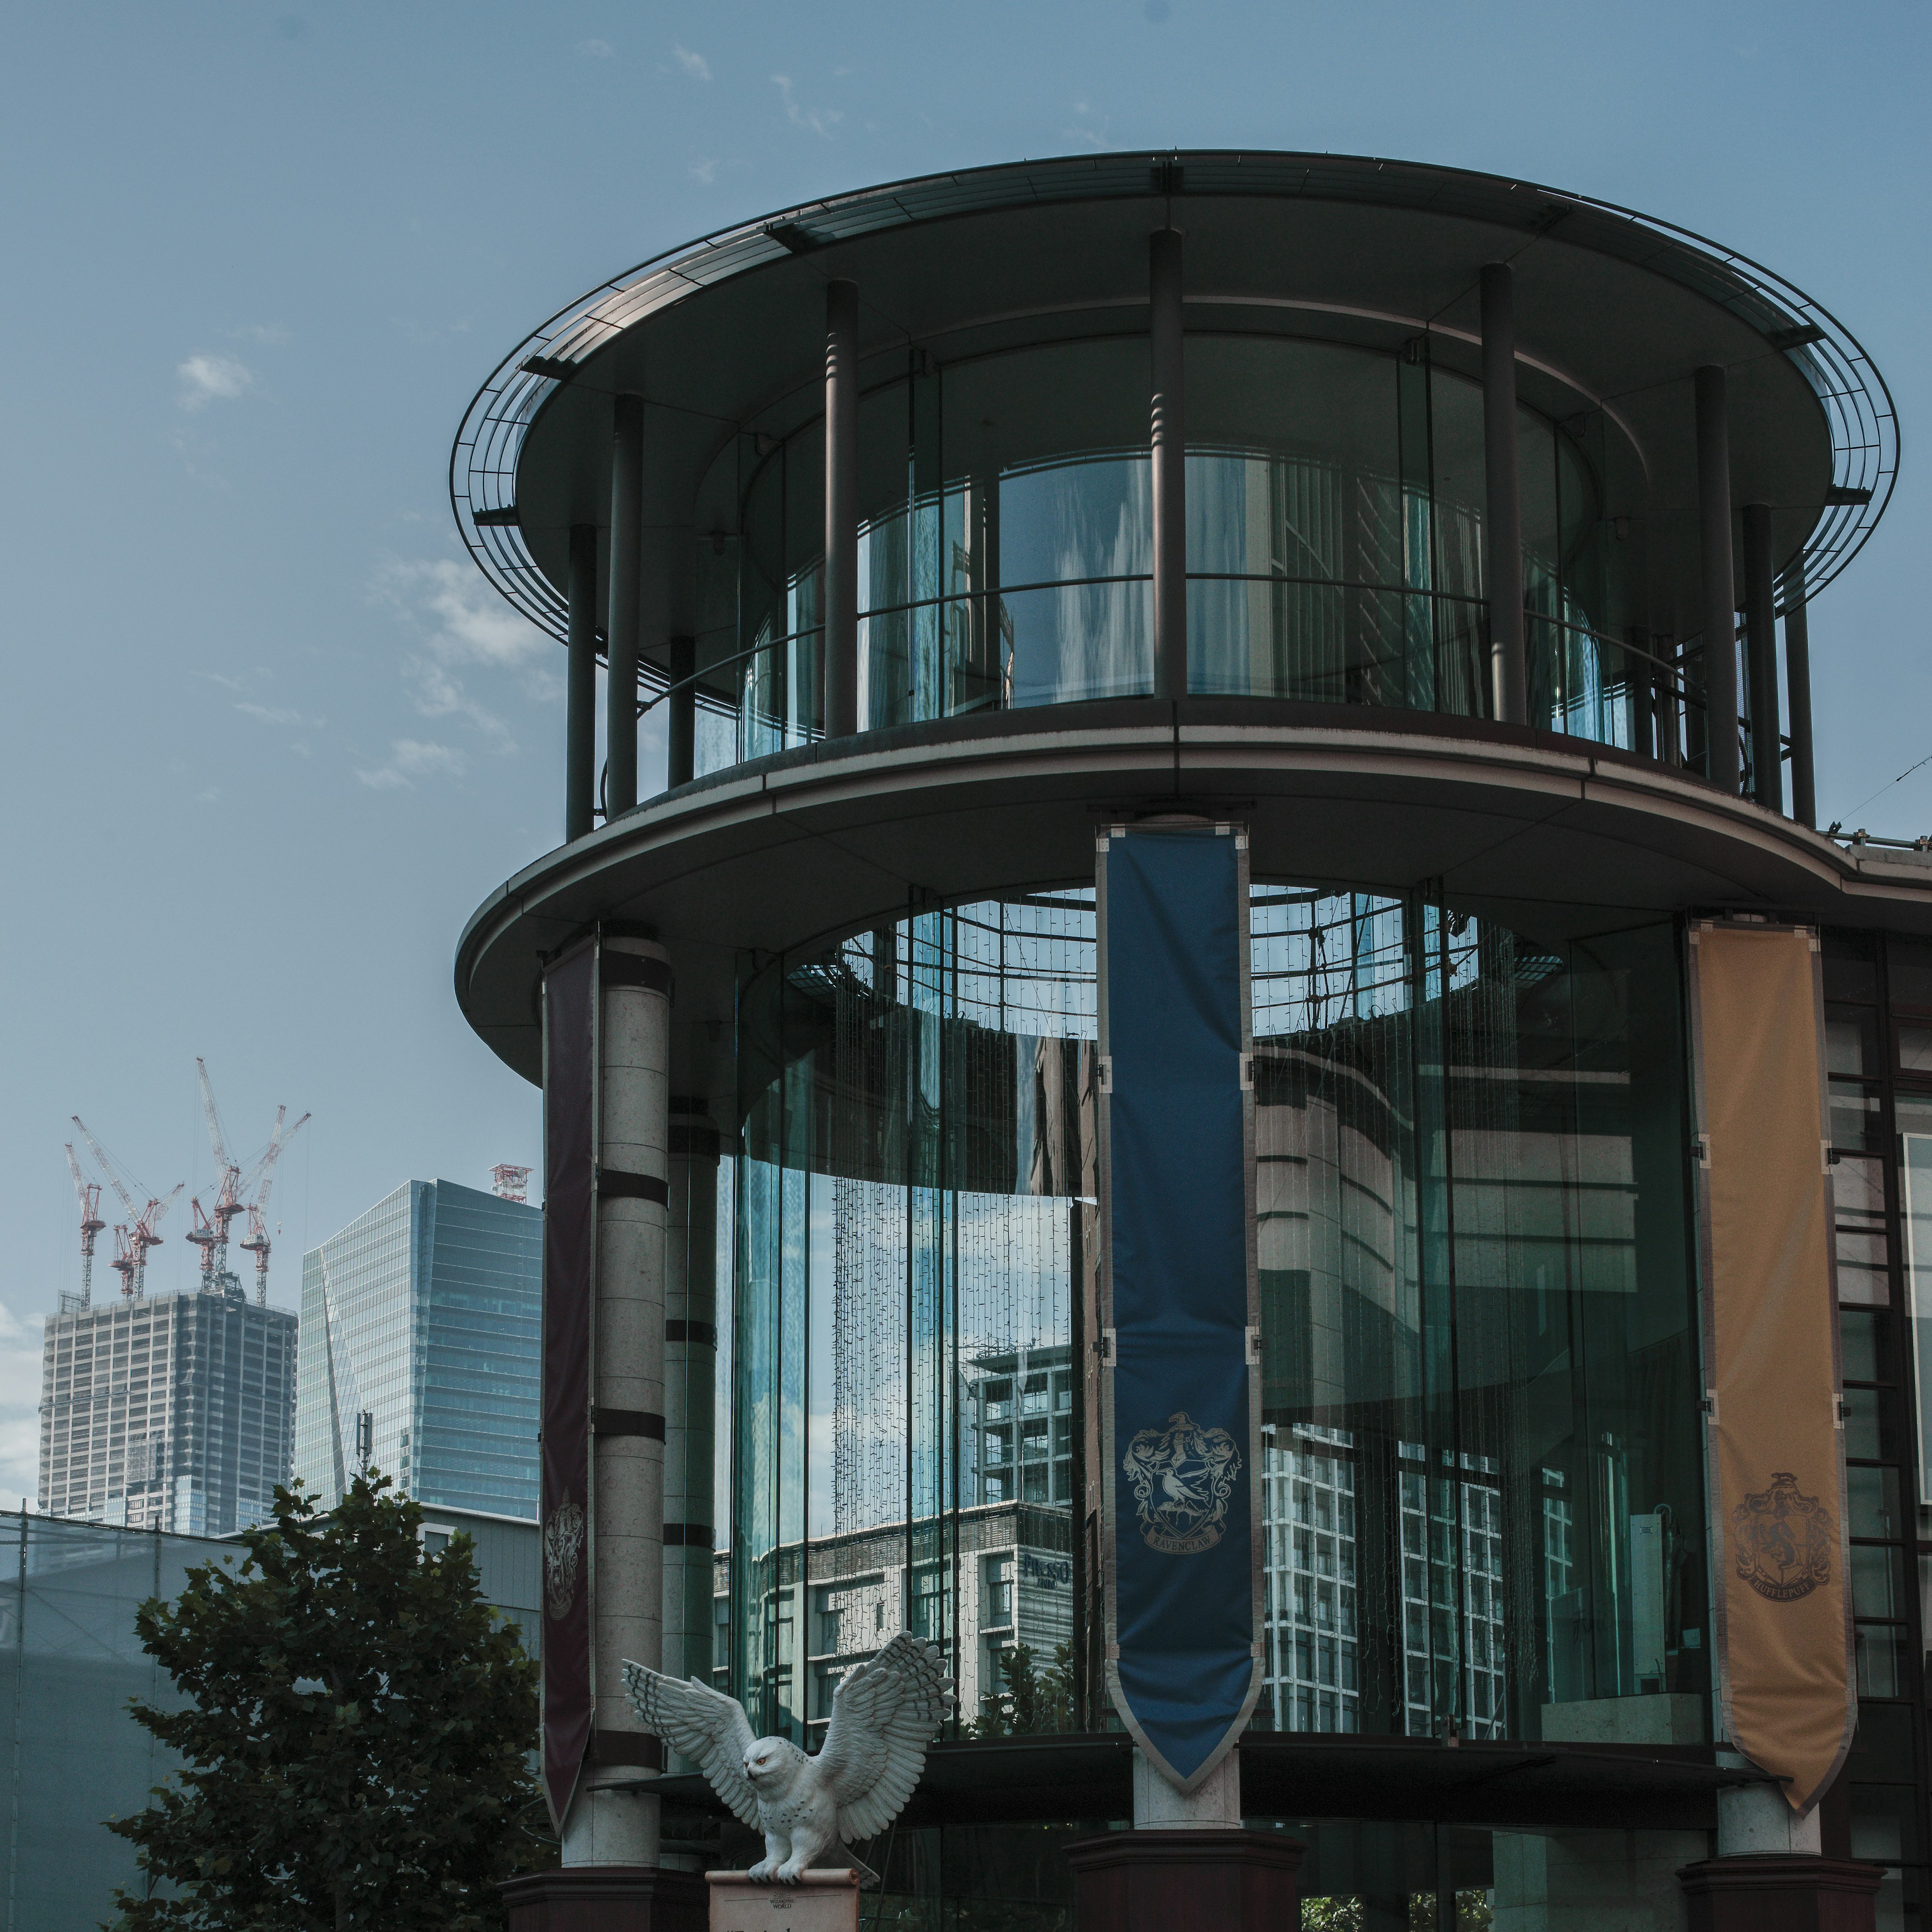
top-left (501, 1865), bottom-right (706, 1932)
top-left (1677, 1856), bottom-right (1883, 1932)
top-left (1067, 1828), bottom-right (1303, 1932)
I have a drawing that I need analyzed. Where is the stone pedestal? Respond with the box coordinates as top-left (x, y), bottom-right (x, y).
top-left (501, 1864), bottom-right (707, 1932)
top-left (1678, 1855), bottom-right (1882, 1932)
top-left (1067, 1828), bottom-right (1303, 1932)
top-left (705, 1871), bottom-right (861, 1932)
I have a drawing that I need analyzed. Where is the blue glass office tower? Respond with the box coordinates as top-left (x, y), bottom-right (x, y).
top-left (295, 1179), bottom-right (540, 1519)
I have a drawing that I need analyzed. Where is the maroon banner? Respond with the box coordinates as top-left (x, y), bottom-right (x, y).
top-left (539, 940), bottom-right (596, 1831)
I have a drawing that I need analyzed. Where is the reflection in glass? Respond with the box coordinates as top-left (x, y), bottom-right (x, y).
top-left (728, 883), bottom-right (1705, 1747)
top-left (1899, 1134), bottom-right (1932, 1502)
top-left (714, 336), bottom-right (1653, 770)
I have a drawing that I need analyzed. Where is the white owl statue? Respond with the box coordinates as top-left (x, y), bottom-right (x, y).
top-left (622, 1632), bottom-right (954, 1886)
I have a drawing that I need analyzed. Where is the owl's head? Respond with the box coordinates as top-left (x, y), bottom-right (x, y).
top-left (744, 1735), bottom-right (802, 1791)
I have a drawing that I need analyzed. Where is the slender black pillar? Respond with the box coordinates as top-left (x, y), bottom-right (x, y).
top-left (1627, 627), bottom-right (1654, 760)
top-left (1695, 365), bottom-right (1740, 793)
top-left (1741, 502), bottom-right (1782, 812)
top-left (667, 634), bottom-right (696, 789)
top-left (1481, 264), bottom-right (1527, 727)
top-left (607, 394), bottom-right (644, 815)
top-left (823, 279), bottom-right (860, 739)
top-left (1150, 228), bottom-right (1187, 702)
top-left (1785, 557), bottom-right (1817, 829)
top-left (566, 522), bottom-right (598, 841)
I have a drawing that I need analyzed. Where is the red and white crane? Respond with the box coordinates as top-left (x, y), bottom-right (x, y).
top-left (71, 1115), bottom-right (183, 1300)
top-left (61, 1144), bottom-right (105, 1314)
top-left (237, 1106), bottom-right (310, 1305)
top-left (187, 1058), bottom-right (247, 1292)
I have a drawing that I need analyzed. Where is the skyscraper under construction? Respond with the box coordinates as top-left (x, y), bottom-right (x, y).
top-left (37, 1284), bottom-right (297, 1534)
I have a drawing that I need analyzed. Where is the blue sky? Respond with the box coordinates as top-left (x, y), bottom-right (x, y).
top-left (0, 1), bottom-right (1926, 1498)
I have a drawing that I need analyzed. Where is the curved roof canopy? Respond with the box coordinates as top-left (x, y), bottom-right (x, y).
top-left (451, 150), bottom-right (1895, 666)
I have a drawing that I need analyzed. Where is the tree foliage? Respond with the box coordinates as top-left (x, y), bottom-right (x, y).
top-left (107, 1473), bottom-right (541, 1932)
top-left (967, 1642), bottom-right (1077, 1738)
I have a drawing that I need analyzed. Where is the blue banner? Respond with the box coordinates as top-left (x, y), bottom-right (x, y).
top-left (1100, 823), bottom-right (1259, 1792)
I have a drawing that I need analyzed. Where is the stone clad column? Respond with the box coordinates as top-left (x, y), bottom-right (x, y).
top-left (662, 1098), bottom-right (719, 1695)
top-left (564, 932), bottom-right (671, 1868)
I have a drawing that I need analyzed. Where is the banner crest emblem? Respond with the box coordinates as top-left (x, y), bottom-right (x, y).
top-left (1732, 1471), bottom-right (1833, 1604)
top-left (1124, 1412), bottom-right (1242, 1555)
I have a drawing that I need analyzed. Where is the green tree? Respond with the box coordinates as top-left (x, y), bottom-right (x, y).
top-left (107, 1473), bottom-right (542, 1931)
top-left (967, 1641), bottom-right (1077, 1738)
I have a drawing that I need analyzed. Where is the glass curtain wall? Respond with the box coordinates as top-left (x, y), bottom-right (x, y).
top-left (728, 885), bottom-right (1706, 1750)
top-left (723, 336), bottom-right (1658, 764)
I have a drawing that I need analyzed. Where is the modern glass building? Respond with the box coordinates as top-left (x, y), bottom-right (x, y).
top-left (296, 1179), bottom-right (541, 1519)
top-left (445, 153), bottom-right (1921, 1928)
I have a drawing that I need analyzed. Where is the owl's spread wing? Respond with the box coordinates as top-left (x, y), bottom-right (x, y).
top-left (815, 1633), bottom-right (955, 1843)
top-left (621, 1660), bottom-right (761, 1829)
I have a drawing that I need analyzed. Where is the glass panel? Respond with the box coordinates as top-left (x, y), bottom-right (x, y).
top-left (731, 889), bottom-right (1704, 1751)
top-left (1850, 1464), bottom-right (1906, 1540)
top-left (1851, 1699), bottom-right (1918, 1781)
top-left (1851, 1781), bottom-right (1923, 1864)
top-left (1856, 1624), bottom-right (1908, 1698)
top-left (1889, 939), bottom-right (1932, 1011)
top-left (1827, 1005), bottom-right (1879, 1077)
top-left (1854, 1545), bottom-right (1908, 1621)
top-left (1831, 1082), bottom-right (1883, 1152)
top-left (1843, 1387), bottom-right (1900, 1463)
top-left (713, 335), bottom-right (1648, 777)
top-left (1898, 1022), bottom-right (1932, 1075)
top-left (1836, 1154), bottom-right (1891, 1307)
top-left (1901, 1132), bottom-right (1932, 1502)
top-left (1840, 1308), bottom-right (1891, 1383)
top-left (1821, 930), bottom-right (1878, 1005)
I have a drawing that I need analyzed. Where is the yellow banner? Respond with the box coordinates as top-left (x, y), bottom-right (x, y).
top-left (1690, 922), bottom-right (1853, 1814)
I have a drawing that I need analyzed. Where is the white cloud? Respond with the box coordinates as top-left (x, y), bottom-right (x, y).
top-left (690, 157), bottom-right (717, 185)
top-left (234, 700), bottom-right (306, 728)
top-left (231, 322), bottom-right (291, 345)
top-left (376, 556), bottom-right (549, 671)
top-left (355, 739), bottom-right (468, 790)
top-left (369, 555), bottom-right (558, 762)
top-left (673, 45), bottom-right (710, 79)
top-left (0, 1302), bottom-right (43, 1504)
top-left (772, 74), bottom-right (841, 138)
top-left (176, 351), bottom-right (254, 410)
top-left (576, 37), bottom-right (613, 57)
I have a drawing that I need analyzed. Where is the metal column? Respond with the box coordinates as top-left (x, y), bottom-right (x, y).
top-left (823, 279), bottom-right (860, 740)
top-left (1696, 365), bottom-right (1740, 793)
top-left (1150, 228), bottom-right (1187, 703)
top-left (1741, 502), bottom-right (1782, 813)
top-left (606, 396), bottom-right (643, 816)
top-left (1481, 263), bottom-right (1527, 727)
top-left (566, 524), bottom-right (598, 842)
top-left (564, 935), bottom-right (672, 1868)
top-left (666, 634), bottom-right (696, 790)
top-left (1785, 558), bottom-right (1817, 829)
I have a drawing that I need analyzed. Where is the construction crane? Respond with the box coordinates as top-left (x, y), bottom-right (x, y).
top-left (491, 1163), bottom-right (532, 1203)
top-left (61, 1144), bottom-right (106, 1315)
top-left (189, 1058), bottom-right (247, 1293)
top-left (71, 1116), bottom-right (182, 1299)
top-left (237, 1107), bottom-right (310, 1305)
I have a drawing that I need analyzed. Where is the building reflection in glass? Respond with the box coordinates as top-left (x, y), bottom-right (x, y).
top-left (729, 884), bottom-right (1708, 1749)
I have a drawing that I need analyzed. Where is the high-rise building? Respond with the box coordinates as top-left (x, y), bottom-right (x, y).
top-left (295, 1179), bottom-right (540, 1519)
top-left (38, 1287), bottom-right (297, 1535)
